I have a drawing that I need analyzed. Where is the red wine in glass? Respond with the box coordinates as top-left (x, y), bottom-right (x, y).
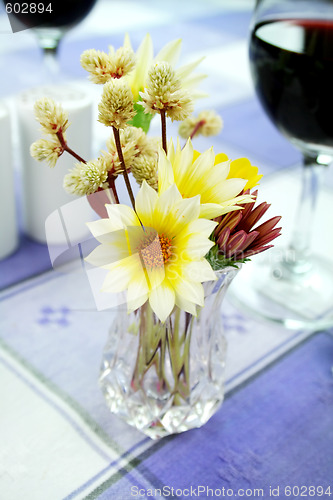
top-left (3, 0), bottom-right (97, 31)
top-left (249, 19), bottom-right (333, 155)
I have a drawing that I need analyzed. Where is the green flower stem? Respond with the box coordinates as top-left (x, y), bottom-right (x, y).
top-left (131, 303), bottom-right (147, 390)
top-left (170, 310), bottom-right (193, 405)
top-left (131, 304), bottom-right (170, 392)
top-left (131, 305), bottom-right (194, 403)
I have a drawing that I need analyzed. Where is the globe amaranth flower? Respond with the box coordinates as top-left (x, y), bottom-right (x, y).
top-left (139, 62), bottom-right (193, 121)
top-left (131, 154), bottom-right (158, 191)
top-left (98, 79), bottom-right (135, 129)
top-left (85, 181), bottom-right (217, 321)
top-left (33, 98), bottom-right (69, 135)
top-left (214, 190), bottom-right (282, 261)
top-left (80, 46), bottom-right (135, 84)
top-left (124, 33), bottom-right (206, 101)
top-left (179, 110), bottom-right (223, 139)
top-left (106, 125), bottom-right (158, 188)
top-left (30, 137), bottom-right (64, 168)
top-left (63, 156), bottom-right (110, 196)
top-left (158, 139), bottom-right (253, 219)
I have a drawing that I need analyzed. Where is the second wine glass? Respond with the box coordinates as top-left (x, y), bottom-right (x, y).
top-left (4, 0), bottom-right (98, 75)
top-left (229, 0), bottom-right (333, 331)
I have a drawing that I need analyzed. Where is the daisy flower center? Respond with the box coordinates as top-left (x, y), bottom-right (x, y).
top-left (138, 230), bottom-right (173, 269)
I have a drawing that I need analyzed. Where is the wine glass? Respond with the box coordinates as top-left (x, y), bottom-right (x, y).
top-left (3, 0), bottom-right (98, 75)
top-left (229, 0), bottom-right (333, 331)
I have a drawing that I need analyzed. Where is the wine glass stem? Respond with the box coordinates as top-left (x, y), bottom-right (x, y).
top-left (283, 153), bottom-right (326, 274)
top-left (35, 28), bottom-right (63, 76)
top-left (42, 46), bottom-right (60, 76)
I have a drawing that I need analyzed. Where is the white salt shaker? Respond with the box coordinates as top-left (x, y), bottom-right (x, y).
top-left (16, 84), bottom-right (94, 245)
top-left (0, 102), bottom-right (18, 260)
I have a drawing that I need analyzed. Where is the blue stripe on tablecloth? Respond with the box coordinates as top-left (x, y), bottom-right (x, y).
top-left (0, 234), bottom-right (51, 291)
top-left (225, 328), bottom-right (309, 390)
top-left (89, 332), bottom-right (333, 498)
top-left (0, 267), bottom-right (59, 302)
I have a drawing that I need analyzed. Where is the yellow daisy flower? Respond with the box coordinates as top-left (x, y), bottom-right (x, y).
top-left (85, 182), bottom-right (217, 322)
top-left (158, 139), bottom-right (253, 219)
top-left (193, 151), bottom-right (262, 191)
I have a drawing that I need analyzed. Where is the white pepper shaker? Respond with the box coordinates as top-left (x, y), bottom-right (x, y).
top-left (16, 84), bottom-right (94, 245)
top-left (0, 102), bottom-right (18, 260)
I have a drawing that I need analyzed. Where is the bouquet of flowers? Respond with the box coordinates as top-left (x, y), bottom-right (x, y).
top-left (31, 35), bottom-right (281, 438)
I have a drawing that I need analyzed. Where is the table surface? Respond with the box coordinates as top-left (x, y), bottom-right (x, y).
top-left (0, 1), bottom-right (332, 499)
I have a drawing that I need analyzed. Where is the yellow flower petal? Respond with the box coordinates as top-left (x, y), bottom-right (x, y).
top-left (173, 195), bottom-right (201, 230)
top-left (214, 152), bottom-right (229, 164)
top-left (101, 254), bottom-right (142, 293)
top-left (155, 38), bottom-right (181, 66)
top-left (176, 57), bottom-right (205, 80)
top-left (228, 157), bottom-right (263, 190)
top-left (185, 218), bottom-right (217, 239)
top-left (183, 259), bottom-right (217, 283)
top-left (127, 33), bottom-right (153, 100)
top-left (84, 240), bottom-right (129, 268)
top-left (174, 278), bottom-right (204, 307)
top-left (204, 178), bottom-right (246, 203)
top-left (154, 184), bottom-right (183, 231)
top-left (149, 279), bottom-right (175, 322)
top-left (127, 275), bottom-right (149, 313)
top-left (86, 219), bottom-right (115, 241)
top-left (135, 180), bottom-right (158, 226)
top-left (199, 203), bottom-right (233, 219)
top-left (105, 203), bottom-right (140, 230)
top-left (181, 234), bottom-right (215, 260)
top-left (157, 150), bottom-right (175, 195)
top-left (174, 297), bottom-right (197, 316)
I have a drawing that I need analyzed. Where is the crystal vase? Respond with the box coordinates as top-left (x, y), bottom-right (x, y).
top-left (99, 266), bottom-right (240, 439)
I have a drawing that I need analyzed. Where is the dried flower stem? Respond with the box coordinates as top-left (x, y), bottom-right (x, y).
top-left (108, 176), bottom-right (120, 204)
top-left (56, 129), bottom-right (86, 164)
top-left (190, 119), bottom-right (205, 140)
top-left (112, 126), bottom-right (136, 210)
top-left (160, 109), bottom-right (167, 154)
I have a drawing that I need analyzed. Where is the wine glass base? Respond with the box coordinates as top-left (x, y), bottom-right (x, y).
top-left (229, 250), bottom-right (333, 331)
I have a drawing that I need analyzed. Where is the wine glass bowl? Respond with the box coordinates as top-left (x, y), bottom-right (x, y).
top-left (229, 0), bottom-right (333, 331)
top-left (3, 0), bottom-right (98, 73)
top-left (250, 17), bottom-right (333, 157)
